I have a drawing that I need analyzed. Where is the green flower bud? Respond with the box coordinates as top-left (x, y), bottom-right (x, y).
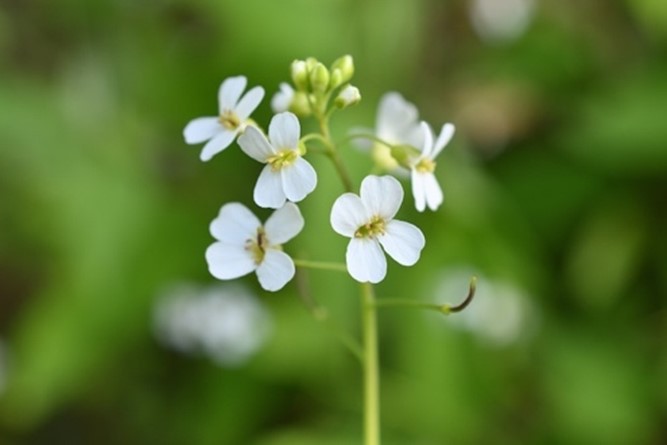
top-left (291, 59), bottom-right (308, 90)
top-left (305, 57), bottom-right (319, 72)
top-left (289, 91), bottom-right (312, 117)
top-left (330, 55), bottom-right (354, 85)
top-left (330, 69), bottom-right (343, 89)
top-left (334, 84), bottom-right (361, 108)
top-left (310, 62), bottom-right (330, 94)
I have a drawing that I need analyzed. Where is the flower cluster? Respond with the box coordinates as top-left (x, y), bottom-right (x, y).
top-left (183, 56), bottom-right (455, 291)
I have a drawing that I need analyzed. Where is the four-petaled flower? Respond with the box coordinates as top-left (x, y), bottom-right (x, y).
top-left (330, 175), bottom-right (426, 283)
top-left (206, 202), bottom-right (303, 292)
top-left (238, 112), bottom-right (317, 209)
top-left (353, 92), bottom-right (424, 171)
top-left (410, 121), bottom-right (455, 212)
top-left (184, 76), bottom-right (265, 162)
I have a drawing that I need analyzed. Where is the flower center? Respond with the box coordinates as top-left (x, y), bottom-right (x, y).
top-left (245, 227), bottom-right (268, 264)
top-left (267, 149), bottom-right (298, 171)
top-left (354, 216), bottom-right (386, 239)
top-left (415, 158), bottom-right (436, 173)
top-left (219, 110), bottom-right (241, 130)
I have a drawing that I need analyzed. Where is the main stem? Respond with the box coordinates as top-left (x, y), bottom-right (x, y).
top-left (316, 107), bottom-right (380, 445)
top-left (361, 282), bottom-right (380, 445)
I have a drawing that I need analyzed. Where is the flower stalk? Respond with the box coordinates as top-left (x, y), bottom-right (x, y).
top-left (361, 282), bottom-right (380, 445)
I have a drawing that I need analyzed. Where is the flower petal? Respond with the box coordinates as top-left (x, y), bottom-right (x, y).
top-left (281, 157), bottom-right (317, 202)
top-left (431, 123), bottom-right (455, 159)
top-left (218, 76), bottom-right (247, 112)
top-left (268, 112), bottom-right (300, 149)
top-left (235, 86), bottom-right (265, 120)
top-left (256, 249), bottom-right (295, 291)
top-left (378, 220), bottom-right (425, 266)
top-left (411, 169), bottom-right (427, 212)
top-left (238, 125), bottom-right (275, 163)
top-left (376, 92), bottom-right (420, 145)
top-left (271, 83), bottom-right (294, 113)
top-left (423, 172), bottom-right (444, 211)
top-left (206, 242), bottom-right (256, 280)
top-left (346, 238), bottom-right (387, 283)
top-left (360, 175), bottom-right (403, 220)
top-left (330, 193), bottom-right (369, 237)
top-left (183, 117), bottom-right (220, 144)
top-left (418, 121), bottom-right (434, 158)
top-left (254, 165), bottom-right (287, 209)
top-left (264, 202), bottom-right (304, 245)
top-left (200, 129), bottom-right (236, 162)
top-left (210, 202), bottom-right (261, 243)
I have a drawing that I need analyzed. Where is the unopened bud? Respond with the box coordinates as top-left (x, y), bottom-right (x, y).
top-left (334, 84), bottom-right (361, 108)
top-left (291, 60), bottom-right (308, 90)
top-left (310, 62), bottom-right (330, 94)
top-left (330, 55), bottom-right (354, 85)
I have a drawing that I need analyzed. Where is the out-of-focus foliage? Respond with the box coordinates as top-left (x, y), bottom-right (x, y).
top-left (0, 0), bottom-right (665, 444)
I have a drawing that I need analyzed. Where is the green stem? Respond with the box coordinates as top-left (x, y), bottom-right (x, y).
top-left (361, 282), bottom-right (380, 445)
top-left (293, 259), bottom-right (348, 273)
top-left (316, 113), bottom-right (354, 193)
top-left (374, 299), bottom-right (449, 311)
top-left (337, 132), bottom-right (394, 150)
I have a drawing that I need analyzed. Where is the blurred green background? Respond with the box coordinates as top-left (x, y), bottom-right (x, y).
top-left (1, 0), bottom-right (666, 443)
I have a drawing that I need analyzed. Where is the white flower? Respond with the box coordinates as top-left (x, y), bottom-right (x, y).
top-left (153, 283), bottom-right (271, 366)
top-left (376, 92), bottom-right (423, 147)
top-left (330, 175), bottom-right (425, 283)
top-left (237, 112), bottom-right (317, 209)
top-left (352, 92), bottom-right (423, 171)
top-left (206, 202), bottom-right (304, 291)
top-left (410, 121), bottom-right (455, 212)
top-left (334, 84), bottom-right (361, 108)
top-left (270, 82), bottom-right (294, 113)
top-left (183, 76), bottom-right (265, 162)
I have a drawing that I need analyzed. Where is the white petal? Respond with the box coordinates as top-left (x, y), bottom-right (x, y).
top-left (418, 121), bottom-right (434, 158)
top-left (378, 220), bottom-right (425, 266)
top-left (423, 173), bottom-right (444, 211)
top-left (411, 170), bottom-right (427, 212)
top-left (271, 83), bottom-right (294, 113)
top-left (360, 175), bottom-right (403, 220)
top-left (268, 112), bottom-right (300, 149)
top-left (183, 117), bottom-right (220, 144)
top-left (330, 193), bottom-right (369, 237)
top-left (210, 202), bottom-right (261, 243)
top-left (218, 76), bottom-right (247, 112)
top-left (206, 242), bottom-right (256, 280)
top-left (254, 166), bottom-right (287, 209)
top-left (346, 238), bottom-right (387, 283)
top-left (235, 86), bottom-right (265, 120)
top-left (256, 249), bottom-right (295, 291)
top-left (238, 125), bottom-right (275, 163)
top-left (376, 92), bottom-right (419, 145)
top-left (281, 157), bottom-right (317, 202)
top-left (264, 202), bottom-right (304, 245)
top-left (200, 129), bottom-right (236, 162)
top-left (431, 123), bottom-right (455, 159)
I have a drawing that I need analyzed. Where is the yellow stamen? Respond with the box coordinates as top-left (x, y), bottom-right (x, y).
top-left (354, 216), bottom-right (386, 239)
top-left (219, 110), bottom-right (241, 130)
top-left (267, 149), bottom-right (298, 171)
top-left (245, 227), bottom-right (267, 264)
top-left (415, 158), bottom-right (436, 173)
